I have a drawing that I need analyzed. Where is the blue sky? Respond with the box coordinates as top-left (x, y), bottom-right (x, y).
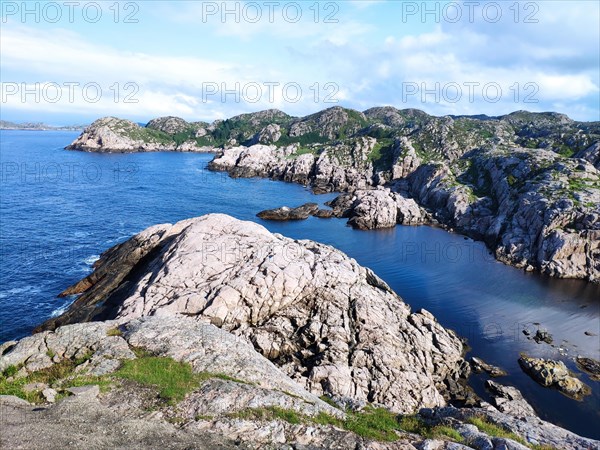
top-left (1, 0), bottom-right (599, 124)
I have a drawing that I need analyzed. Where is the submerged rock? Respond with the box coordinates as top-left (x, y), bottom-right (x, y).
top-left (518, 354), bottom-right (590, 400)
top-left (533, 329), bottom-right (553, 345)
top-left (575, 356), bottom-right (600, 381)
top-left (470, 357), bottom-right (507, 378)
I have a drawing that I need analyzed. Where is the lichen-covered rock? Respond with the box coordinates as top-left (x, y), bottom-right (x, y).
top-left (146, 116), bottom-right (191, 134)
top-left (518, 355), bottom-right (590, 399)
top-left (348, 189), bottom-right (399, 229)
top-left (424, 406), bottom-right (599, 450)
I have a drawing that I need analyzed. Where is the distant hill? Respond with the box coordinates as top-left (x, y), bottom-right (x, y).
top-left (0, 120), bottom-right (86, 131)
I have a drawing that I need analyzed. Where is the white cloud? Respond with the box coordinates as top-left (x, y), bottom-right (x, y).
top-left (1, 0), bottom-right (598, 123)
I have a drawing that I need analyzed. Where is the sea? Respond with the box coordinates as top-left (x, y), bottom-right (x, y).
top-left (1, 130), bottom-right (598, 438)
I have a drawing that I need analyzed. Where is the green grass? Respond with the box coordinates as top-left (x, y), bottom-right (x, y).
top-left (113, 355), bottom-right (249, 404)
top-left (367, 139), bottom-right (395, 171)
top-left (0, 354), bottom-right (94, 403)
top-left (344, 407), bottom-right (401, 441)
top-left (1, 351), bottom-right (246, 406)
top-left (231, 406), bottom-right (304, 425)
top-left (114, 357), bottom-right (203, 404)
top-left (467, 416), bottom-right (528, 446)
top-left (228, 405), bottom-right (472, 444)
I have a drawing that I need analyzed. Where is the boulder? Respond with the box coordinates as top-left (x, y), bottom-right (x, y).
top-left (257, 203), bottom-right (319, 221)
top-left (518, 355), bottom-right (590, 399)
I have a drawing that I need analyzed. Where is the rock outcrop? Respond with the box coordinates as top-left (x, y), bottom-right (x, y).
top-left (202, 108), bottom-right (600, 282)
top-left (66, 117), bottom-right (212, 153)
top-left (2, 319), bottom-right (596, 449)
top-left (4, 214), bottom-right (599, 449)
top-left (257, 203), bottom-right (324, 221)
top-left (518, 355), bottom-right (590, 400)
top-left (38, 214), bottom-right (467, 414)
top-left (66, 107), bottom-right (599, 281)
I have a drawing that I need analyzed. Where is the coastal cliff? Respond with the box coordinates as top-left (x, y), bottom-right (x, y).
top-left (3, 214), bottom-right (598, 449)
top-left (66, 108), bottom-right (600, 281)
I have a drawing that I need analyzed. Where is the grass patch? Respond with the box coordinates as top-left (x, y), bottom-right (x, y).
top-left (344, 407), bottom-right (401, 441)
top-left (0, 353), bottom-right (94, 403)
top-left (106, 327), bottom-right (123, 337)
top-left (114, 357), bottom-right (200, 404)
top-left (231, 406), bottom-right (303, 425)
top-left (228, 405), bottom-right (470, 444)
top-left (113, 355), bottom-right (248, 404)
top-left (467, 416), bottom-right (528, 446)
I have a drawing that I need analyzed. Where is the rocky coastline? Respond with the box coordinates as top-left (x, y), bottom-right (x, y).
top-left (2, 214), bottom-right (599, 449)
top-left (67, 107), bottom-right (599, 282)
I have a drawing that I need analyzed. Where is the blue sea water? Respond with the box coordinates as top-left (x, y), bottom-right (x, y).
top-left (1, 130), bottom-right (599, 438)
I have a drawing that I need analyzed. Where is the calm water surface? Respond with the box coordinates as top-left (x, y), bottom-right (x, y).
top-left (1, 130), bottom-right (598, 438)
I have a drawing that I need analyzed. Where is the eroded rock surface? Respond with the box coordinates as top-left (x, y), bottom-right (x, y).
top-left (39, 214), bottom-right (466, 414)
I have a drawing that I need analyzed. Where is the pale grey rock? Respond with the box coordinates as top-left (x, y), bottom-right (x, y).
top-left (424, 406), bottom-right (600, 450)
top-left (123, 315), bottom-right (340, 416)
top-left (392, 138), bottom-right (422, 179)
top-left (66, 117), bottom-right (214, 153)
top-left (327, 189), bottom-right (424, 229)
top-left (66, 117), bottom-right (176, 152)
top-left (1, 393), bottom-right (240, 450)
top-left (0, 320), bottom-right (135, 376)
top-left (67, 385), bottom-right (100, 398)
top-left (485, 380), bottom-right (536, 417)
top-left (574, 141), bottom-right (600, 169)
top-left (348, 189), bottom-right (398, 229)
top-left (42, 214), bottom-right (466, 414)
top-left (455, 423), bottom-right (493, 449)
top-left (42, 388), bottom-right (57, 403)
top-left (0, 340), bottom-right (17, 356)
top-left (394, 192), bottom-right (425, 225)
top-left (176, 378), bottom-right (342, 420)
top-left (176, 140), bottom-right (213, 152)
top-left (23, 382), bottom-right (48, 393)
top-left (251, 123), bottom-right (282, 144)
top-left (191, 417), bottom-right (419, 449)
top-left (0, 395), bottom-right (31, 406)
top-left (146, 116), bottom-right (190, 134)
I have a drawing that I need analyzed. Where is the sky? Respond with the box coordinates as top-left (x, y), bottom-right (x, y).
top-left (1, 0), bottom-right (599, 125)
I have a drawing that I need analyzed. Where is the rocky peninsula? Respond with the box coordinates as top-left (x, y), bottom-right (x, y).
top-left (1, 214), bottom-right (598, 449)
top-left (67, 108), bottom-right (600, 282)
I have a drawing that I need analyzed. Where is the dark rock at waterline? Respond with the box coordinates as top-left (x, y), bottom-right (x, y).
top-left (314, 209), bottom-right (334, 219)
top-left (533, 329), bottom-right (554, 344)
top-left (257, 203), bottom-right (319, 221)
top-left (470, 357), bottom-right (507, 377)
top-left (518, 354), bottom-right (590, 400)
top-left (576, 357), bottom-right (600, 381)
top-left (325, 194), bottom-right (354, 218)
